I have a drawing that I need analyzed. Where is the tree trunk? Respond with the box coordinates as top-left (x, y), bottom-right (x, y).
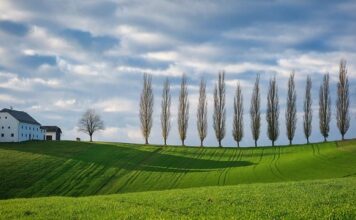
top-left (307, 138), bottom-right (309, 144)
top-left (218, 140), bottom-right (222, 147)
top-left (237, 141), bottom-right (240, 148)
top-left (272, 140), bottom-right (274, 147)
top-left (90, 135), bottom-right (92, 142)
top-left (342, 134), bottom-right (345, 141)
top-left (289, 140), bottom-right (292, 145)
top-left (145, 137), bottom-right (148, 145)
top-left (324, 137), bottom-right (327, 142)
top-left (200, 140), bottom-right (203, 147)
top-left (182, 140), bottom-right (185, 146)
top-left (254, 140), bottom-right (257, 147)
top-left (164, 139), bottom-right (167, 146)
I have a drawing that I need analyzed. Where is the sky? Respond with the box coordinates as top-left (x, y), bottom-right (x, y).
top-left (0, 0), bottom-right (355, 147)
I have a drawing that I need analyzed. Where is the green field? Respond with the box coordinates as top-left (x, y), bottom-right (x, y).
top-left (0, 140), bottom-right (355, 219)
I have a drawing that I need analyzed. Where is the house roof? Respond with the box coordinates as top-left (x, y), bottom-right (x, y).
top-left (0, 108), bottom-right (41, 125)
top-left (41, 126), bottom-right (62, 133)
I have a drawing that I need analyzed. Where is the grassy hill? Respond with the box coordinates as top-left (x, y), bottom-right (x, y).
top-left (0, 140), bottom-right (355, 200)
top-left (0, 177), bottom-right (354, 219)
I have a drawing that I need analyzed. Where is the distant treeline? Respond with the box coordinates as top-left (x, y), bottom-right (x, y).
top-left (138, 59), bottom-right (351, 147)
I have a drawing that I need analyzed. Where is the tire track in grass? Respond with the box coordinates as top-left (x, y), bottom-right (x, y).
top-left (221, 147), bottom-right (240, 185)
top-left (117, 148), bottom-right (163, 192)
top-left (252, 148), bottom-right (265, 179)
top-left (98, 147), bottom-right (153, 194)
top-left (268, 146), bottom-right (284, 181)
top-left (217, 149), bottom-right (231, 185)
top-left (198, 148), bottom-right (222, 187)
top-left (168, 147), bottom-right (193, 189)
top-left (273, 146), bottom-right (286, 180)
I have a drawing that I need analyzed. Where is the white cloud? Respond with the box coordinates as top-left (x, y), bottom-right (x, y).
top-left (94, 98), bottom-right (136, 113)
top-left (54, 99), bottom-right (77, 109)
top-left (0, 72), bottom-right (62, 91)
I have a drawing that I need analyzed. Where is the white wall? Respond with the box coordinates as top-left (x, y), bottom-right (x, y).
top-left (18, 122), bottom-right (44, 142)
top-left (45, 131), bottom-right (56, 140)
top-left (0, 112), bottom-right (19, 142)
top-left (0, 112), bottom-right (45, 142)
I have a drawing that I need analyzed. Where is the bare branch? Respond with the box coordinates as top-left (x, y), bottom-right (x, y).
top-left (266, 76), bottom-right (279, 147)
top-left (178, 74), bottom-right (189, 146)
top-left (139, 73), bottom-right (154, 144)
top-left (161, 78), bottom-right (171, 146)
top-left (78, 109), bottom-right (104, 142)
top-left (233, 82), bottom-right (243, 147)
top-left (336, 59), bottom-right (351, 140)
top-left (213, 71), bottom-right (226, 147)
top-left (250, 74), bottom-right (261, 147)
top-left (319, 73), bottom-right (331, 142)
top-left (303, 75), bottom-right (312, 144)
top-left (197, 77), bottom-right (208, 147)
top-left (285, 72), bottom-right (297, 145)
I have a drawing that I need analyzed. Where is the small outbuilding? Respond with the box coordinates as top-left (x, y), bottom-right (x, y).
top-left (41, 126), bottom-right (62, 141)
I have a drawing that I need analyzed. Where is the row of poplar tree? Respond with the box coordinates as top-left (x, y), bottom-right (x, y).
top-left (139, 59), bottom-right (351, 147)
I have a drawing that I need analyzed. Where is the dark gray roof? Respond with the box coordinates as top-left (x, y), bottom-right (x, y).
top-left (0, 108), bottom-right (41, 125)
top-left (41, 126), bottom-right (62, 133)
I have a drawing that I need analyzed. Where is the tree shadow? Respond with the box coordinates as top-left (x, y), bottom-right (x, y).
top-left (0, 141), bottom-right (254, 173)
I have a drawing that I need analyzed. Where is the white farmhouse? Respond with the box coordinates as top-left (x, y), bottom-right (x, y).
top-left (0, 108), bottom-right (45, 142)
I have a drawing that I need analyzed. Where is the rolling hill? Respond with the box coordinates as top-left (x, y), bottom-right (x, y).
top-left (0, 140), bottom-right (355, 219)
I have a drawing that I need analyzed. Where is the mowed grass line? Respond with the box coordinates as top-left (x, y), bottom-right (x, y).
top-left (0, 140), bottom-right (355, 199)
top-left (0, 177), bottom-right (355, 219)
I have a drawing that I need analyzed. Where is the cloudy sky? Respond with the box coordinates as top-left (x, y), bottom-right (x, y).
top-left (0, 0), bottom-right (355, 146)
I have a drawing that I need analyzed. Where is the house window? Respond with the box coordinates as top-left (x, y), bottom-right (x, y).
top-left (1, 133), bottom-right (4, 137)
top-left (11, 133), bottom-right (14, 137)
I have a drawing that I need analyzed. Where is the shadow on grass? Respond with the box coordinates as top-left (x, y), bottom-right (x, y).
top-left (0, 141), bottom-right (254, 173)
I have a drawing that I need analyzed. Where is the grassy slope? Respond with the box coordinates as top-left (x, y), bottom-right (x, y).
top-left (0, 140), bottom-right (355, 199)
top-left (0, 177), bottom-right (355, 219)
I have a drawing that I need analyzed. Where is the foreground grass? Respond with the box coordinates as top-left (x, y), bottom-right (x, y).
top-left (0, 140), bottom-right (356, 199)
top-left (0, 177), bottom-right (355, 219)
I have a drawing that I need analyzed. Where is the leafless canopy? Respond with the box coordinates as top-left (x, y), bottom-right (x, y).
top-left (178, 74), bottom-right (189, 146)
top-left (336, 59), bottom-right (351, 140)
top-left (78, 109), bottom-right (104, 142)
top-left (303, 76), bottom-right (313, 144)
top-left (319, 73), bottom-right (331, 142)
top-left (250, 74), bottom-right (261, 147)
top-left (213, 71), bottom-right (226, 147)
top-left (139, 73), bottom-right (154, 144)
top-left (161, 78), bottom-right (171, 146)
top-left (196, 77), bottom-right (208, 147)
top-left (266, 76), bottom-right (279, 147)
top-left (233, 82), bottom-right (244, 147)
top-left (285, 72), bottom-right (297, 145)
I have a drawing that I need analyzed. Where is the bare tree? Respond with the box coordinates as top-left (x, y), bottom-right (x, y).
top-left (78, 109), bottom-right (104, 142)
top-left (304, 76), bottom-right (313, 144)
top-left (319, 73), bottom-right (331, 142)
top-left (161, 78), bottom-right (171, 146)
top-left (213, 71), bottom-right (226, 147)
top-left (266, 76), bottom-right (279, 147)
top-left (250, 74), bottom-right (261, 147)
top-left (233, 82), bottom-right (244, 147)
top-left (139, 73), bottom-right (154, 144)
top-left (178, 74), bottom-right (189, 146)
top-left (285, 72), bottom-right (297, 145)
top-left (337, 59), bottom-right (351, 140)
top-left (197, 77), bottom-right (208, 147)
